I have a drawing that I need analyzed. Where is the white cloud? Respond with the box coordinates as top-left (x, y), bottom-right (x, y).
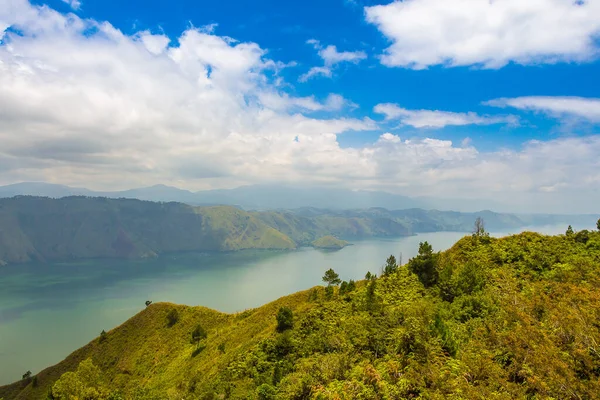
top-left (374, 103), bottom-right (518, 128)
top-left (1, 1), bottom-right (599, 213)
top-left (257, 93), bottom-right (355, 112)
top-left (62, 0), bottom-right (81, 10)
top-left (486, 96), bottom-right (600, 122)
top-left (318, 44), bottom-right (367, 66)
top-left (365, 0), bottom-right (600, 69)
top-left (137, 31), bottom-right (170, 55)
top-left (299, 66), bottom-right (332, 82)
top-left (300, 39), bottom-right (366, 81)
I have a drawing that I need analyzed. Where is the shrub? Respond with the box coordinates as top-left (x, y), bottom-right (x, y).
top-left (191, 324), bottom-right (207, 346)
top-left (256, 383), bottom-right (277, 400)
top-left (166, 309), bottom-right (179, 327)
top-left (276, 307), bottom-right (294, 332)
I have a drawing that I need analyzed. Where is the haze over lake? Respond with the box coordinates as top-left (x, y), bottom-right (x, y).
top-left (0, 224), bottom-right (582, 384)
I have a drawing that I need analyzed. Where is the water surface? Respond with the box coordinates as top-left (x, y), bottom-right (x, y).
top-left (0, 224), bottom-right (581, 384)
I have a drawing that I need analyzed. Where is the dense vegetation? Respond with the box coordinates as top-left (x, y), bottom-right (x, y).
top-left (2, 196), bottom-right (596, 266)
top-left (310, 236), bottom-right (349, 250)
top-left (2, 222), bottom-right (599, 399)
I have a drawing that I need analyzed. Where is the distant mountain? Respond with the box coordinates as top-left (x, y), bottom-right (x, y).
top-left (0, 182), bottom-right (94, 198)
top-left (0, 197), bottom-right (296, 265)
top-left (0, 182), bottom-right (593, 214)
top-left (1, 196), bottom-right (596, 266)
top-left (0, 182), bottom-right (427, 210)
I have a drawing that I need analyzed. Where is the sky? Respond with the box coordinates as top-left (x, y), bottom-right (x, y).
top-left (1, 0), bottom-right (600, 213)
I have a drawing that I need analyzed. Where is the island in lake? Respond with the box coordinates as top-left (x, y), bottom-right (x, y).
top-left (311, 235), bottom-right (350, 250)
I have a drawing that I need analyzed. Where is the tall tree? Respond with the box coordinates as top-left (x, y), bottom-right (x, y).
top-left (322, 268), bottom-right (341, 286)
top-left (408, 241), bottom-right (438, 287)
top-left (383, 255), bottom-right (398, 275)
top-left (597, 218), bottom-right (600, 231)
top-left (566, 225), bottom-right (574, 235)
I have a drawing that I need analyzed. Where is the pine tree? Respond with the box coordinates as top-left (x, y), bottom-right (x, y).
top-left (322, 268), bottom-right (341, 286)
top-left (383, 255), bottom-right (398, 275)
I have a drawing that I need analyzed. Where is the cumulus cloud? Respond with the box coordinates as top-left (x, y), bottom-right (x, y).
top-left (300, 39), bottom-right (367, 81)
top-left (486, 96), bottom-right (600, 122)
top-left (1, 0), bottom-right (599, 213)
top-left (365, 0), bottom-right (600, 69)
top-left (374, 103), bottom-right (518, 128)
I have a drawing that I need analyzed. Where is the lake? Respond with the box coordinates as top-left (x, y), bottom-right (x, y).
top-left (0, 224), bottom-right (581, 384)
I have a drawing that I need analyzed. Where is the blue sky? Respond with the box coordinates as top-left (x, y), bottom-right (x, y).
top-left (2, 0), bottom-right (600, 212)
top-left (36, 0), bottom-right (600, 150)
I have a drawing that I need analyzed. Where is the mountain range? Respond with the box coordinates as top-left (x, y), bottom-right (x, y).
top-left (0, 182), bottom-right (508, 212)
top-left (0, 196), bottom-right (596, 266)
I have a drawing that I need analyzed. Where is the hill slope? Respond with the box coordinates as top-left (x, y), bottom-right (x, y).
top-left (0, 197), bottom-right (296, 265)
top-left (2, 228), bottom-right (599, 399)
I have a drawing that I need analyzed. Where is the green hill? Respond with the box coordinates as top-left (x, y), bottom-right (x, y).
top-left (311, 235), bottom-right (349, 249)
top-left (2, 227), bottom-right (600, 399)
top-left (0, 197), bottom-right (296, 265)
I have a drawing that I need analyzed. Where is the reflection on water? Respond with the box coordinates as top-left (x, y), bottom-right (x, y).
top-left (0, 224), bottom-right (581, 384)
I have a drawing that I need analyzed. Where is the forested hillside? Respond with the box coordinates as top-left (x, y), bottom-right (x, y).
top-left (0, 196), bottom-right (597, 266)
top-left (0, 197), bottom-right (296, 265)
top-left (2, 225), bottom-right (599, 399)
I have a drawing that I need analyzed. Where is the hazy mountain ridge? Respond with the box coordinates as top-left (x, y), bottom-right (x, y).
top-left (0, 197), bottom-right (296, 265)
top-left (0, 182), bottom-right (501, 212)
top-left (0, 196), bottom-right (596, 266)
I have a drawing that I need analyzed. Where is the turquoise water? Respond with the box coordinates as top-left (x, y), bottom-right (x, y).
top-left (0, 225), bottom-right (577, 384)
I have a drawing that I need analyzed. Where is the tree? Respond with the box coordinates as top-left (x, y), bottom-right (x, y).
top-left (365, 271), bottom-right (373, 280)
top-left (408, 241), bottom-right (438, 287)
top-left (276, 307), bottom-right (294, 332)
top-left (347, 279), bottom-right (356, 292)
top-left (365, 279), bottom-right (378, 312)
top-left (575, 229), bottom-right (590, 244)
top-left (339, 281), bottom-right (348, 294)
top-left (191, 324), bottom-right (208, 346)
top-left (597, 218), bottom-right (600, 231)
top-left (322, 268), bottom-right (341, 286)
top-left (166, 309), bottom-right (179, 327)
top-left (22, 371), bottom-right (32, 380)
top-left (566, 225), bottom-right (574, 235)
top-left (473, 217), bottom-right (487, 237)
top-left (99, 330), bottom-right (107, 343)
top-left (145, 300), bottom-right (152, 307)
top-left (383, 255), bottom-right (398, 275)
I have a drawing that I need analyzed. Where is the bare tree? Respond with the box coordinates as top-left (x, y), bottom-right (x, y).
top-left (473, 217), bottom-right (488, 238)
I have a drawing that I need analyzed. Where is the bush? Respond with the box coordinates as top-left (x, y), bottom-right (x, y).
top-left (575, 230), bottom-right (590, 244)
top-left (166, 309), bottom-right (179, 327)
top-left (191, 324), bottom-right (207, 345)
top-left (276, 307), bottom-right (294, 332)
top-left (256, 383), bottom-right (277, 400)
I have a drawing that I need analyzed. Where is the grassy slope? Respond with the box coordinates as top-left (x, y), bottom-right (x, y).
top-left (3, 228), bottom-right (600, 399)
top-left (311, 235), bottom-right (349, 249)
top-left (1, 290), bottom-right (316, 400)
